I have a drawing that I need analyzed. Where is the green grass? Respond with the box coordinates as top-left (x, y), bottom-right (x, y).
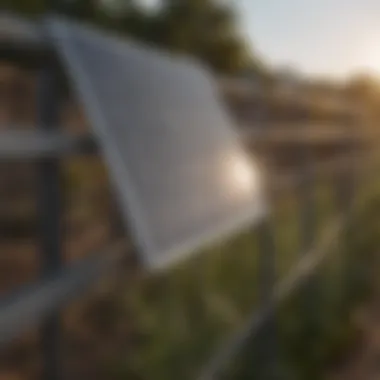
top-left (112, 169), bottom-right (380, 380)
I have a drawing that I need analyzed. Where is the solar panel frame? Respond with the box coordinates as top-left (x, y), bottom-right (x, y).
top-left (48, 16), bottom-right (267, 271)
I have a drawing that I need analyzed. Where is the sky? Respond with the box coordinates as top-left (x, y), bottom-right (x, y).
top-left (112, 0), bottom-right (380, 79)
top-left (237, 0), bottom-right (380, 79)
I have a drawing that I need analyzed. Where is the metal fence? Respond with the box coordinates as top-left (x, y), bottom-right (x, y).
top-left (0, 9), bottom-right (376, 380)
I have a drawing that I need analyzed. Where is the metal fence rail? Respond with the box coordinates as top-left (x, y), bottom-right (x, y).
top-left (0, 241), bottom-right (125, 348)
top-left (198, 150), bottom-right (370, 379)
top-left (199, 216), bottom-right (345, 380)
top-left (0, 8), bottom-right (372, 380)
top-left (0, 130), bottom-right (95, 158)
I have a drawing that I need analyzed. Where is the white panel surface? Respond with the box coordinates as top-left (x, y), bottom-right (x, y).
top-left (49, 17), bottom-right (266, 270)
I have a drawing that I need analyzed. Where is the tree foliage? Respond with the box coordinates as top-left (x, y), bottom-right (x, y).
top-left (148, 0), bottom-right (252, 72)
top-left (344, 73), bottom-right (380, 103)
top-left (4, 0), bottom-right (262, 75)
top-left (2, 0), bottom-right (45, 15)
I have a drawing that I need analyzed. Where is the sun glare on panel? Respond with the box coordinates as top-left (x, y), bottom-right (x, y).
top-left (225, 153), bottom-right (260, 196)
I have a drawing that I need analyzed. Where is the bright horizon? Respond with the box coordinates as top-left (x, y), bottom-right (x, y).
top-left (109, 0), bottom-right (380, 80)
top-left (238, 0), bottom-right (380, 80)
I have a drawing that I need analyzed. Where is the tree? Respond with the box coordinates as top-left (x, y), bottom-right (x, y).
top-left (149, 0), bottom-right (254, 73)
top-left (4, 0), bottom-right (264, 75)
top-left (344, 73), bottom-right (380, 103)
top-left (343, 73), bottom-right (380, 125)
top-left (2, 0), bottom-right (45, 15)
top-left (2, 0), bottom-right (99, 18)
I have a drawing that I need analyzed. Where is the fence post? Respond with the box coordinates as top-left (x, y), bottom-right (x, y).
top-left (298, 125), bottom-right (316, 287)
top-left (297, 116), bottom-right (319, 379)
top-left (249, 78), bottom-right (278, 379)
top-left (256, 217), bottom-right (278, 379)
top-left (227, 217), bottom-right (277, 380)
top-left (337, 115), bottom-right (357, 314)
top-left (37, 21), bottom-right (63, 380)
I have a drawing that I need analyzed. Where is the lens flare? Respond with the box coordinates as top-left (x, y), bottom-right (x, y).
top-left (225, 153), bottom-right (259, 196)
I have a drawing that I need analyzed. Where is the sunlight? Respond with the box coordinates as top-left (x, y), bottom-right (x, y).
top-left (225, 153), bottom-right (260, 196)
top-left (358, 38), bottom-right (380, 75)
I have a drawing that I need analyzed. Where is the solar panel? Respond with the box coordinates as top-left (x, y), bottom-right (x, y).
top-left (48, 17), bottom-right (266, 270)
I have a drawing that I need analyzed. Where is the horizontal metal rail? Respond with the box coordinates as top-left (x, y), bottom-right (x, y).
top-left (243, 126), bottom-right (365, 146)
top-left (0, 240), bottom-right (126, 349)
top-left (271, 153), bottom-right (365, 195)
top-left (0, 127), bottom-right (364, 159)
top-left (0, 131), bottom-right (96, 158)
top-left (0, 153), bottom-right (362, 227)
top-left (221, 79), bottom-right (359, 117)
top-left (0, 12), bottom-right (44, 46)
top-left (0, 12), bottom-right (50, 64)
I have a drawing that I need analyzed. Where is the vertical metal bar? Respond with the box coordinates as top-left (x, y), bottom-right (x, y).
top-left (229, 212), bottom-right (276, 380)
top-left (298, 141), bottom-right (315, 254)
top-left (249, 77), bottom-right (278, 379)
top-left (297, 114), bottom-right (319, 377)
top-left (37, 31), bottom-right (63, 380)
top-left (257, 219), bottom-right (276, 307)
top-left (256, 217), bottom-right (278, 379)
top-left (336, 136), bottom-right (354, 218)
top-left (226, 217), bottom-right (277, 380)
top-left (109, 189), bottom-right (124, 239)
top-left (337, 115), bottom-right (357, 313)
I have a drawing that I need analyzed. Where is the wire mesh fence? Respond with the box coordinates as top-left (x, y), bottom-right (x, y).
top-left (0, 10), bottom-right (379, 380)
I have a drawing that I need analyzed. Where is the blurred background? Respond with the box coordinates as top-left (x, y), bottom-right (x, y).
top-left (2, 1), bottom-right (380, 379)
